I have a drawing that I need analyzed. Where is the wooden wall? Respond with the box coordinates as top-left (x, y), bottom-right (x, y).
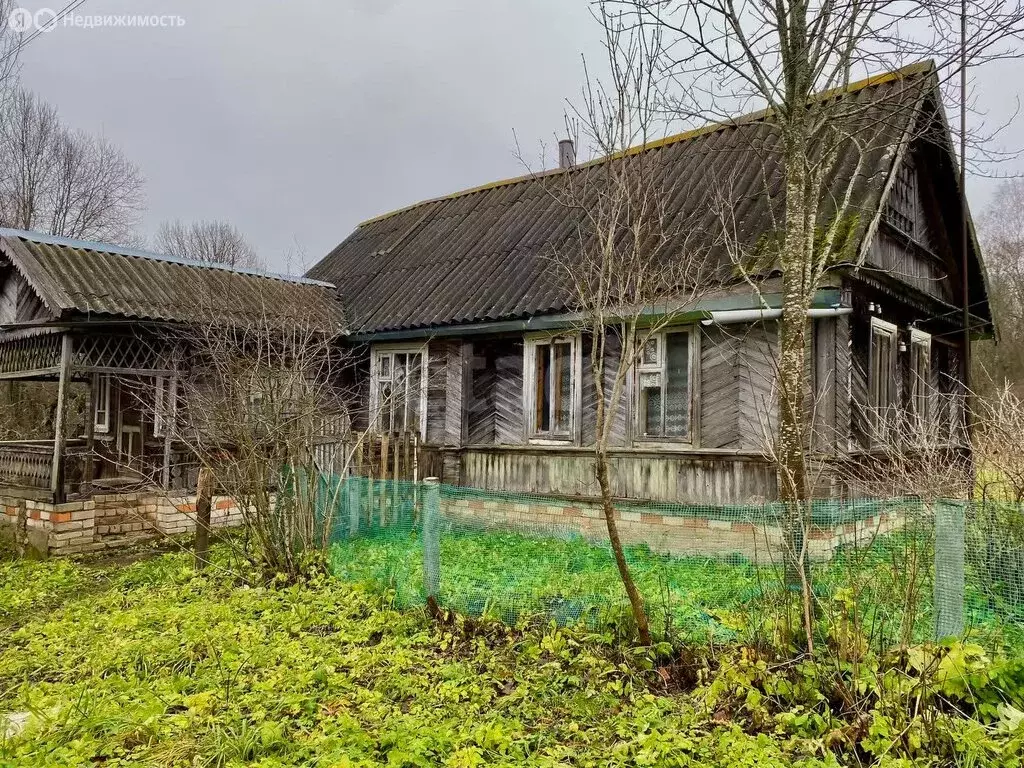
top-left (0, 267), bottom-right (50, 325)
top-left (459, 447), bottom-right (778, 505)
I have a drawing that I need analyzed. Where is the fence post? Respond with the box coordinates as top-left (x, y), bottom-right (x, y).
top-left (423, 477), bottom-right (441, 601)
top-left (347, 476), bottom-right (362, 539)
top-left (934, 499), bottom-right (966, 640)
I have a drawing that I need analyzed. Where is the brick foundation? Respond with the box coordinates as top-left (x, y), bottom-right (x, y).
top-left (441, 495), bottom-right (903, 564)
top-left (0, 490), bottom-right (246, 556)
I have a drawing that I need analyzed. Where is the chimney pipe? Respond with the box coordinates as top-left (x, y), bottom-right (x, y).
top-left (558, 139), bottom-right (575, 169)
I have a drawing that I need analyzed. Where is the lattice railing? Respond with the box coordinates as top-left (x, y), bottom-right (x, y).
top-left (0, 332), bottom-right (62, 375)
top-left (72, 333), bottom-right (172, 373)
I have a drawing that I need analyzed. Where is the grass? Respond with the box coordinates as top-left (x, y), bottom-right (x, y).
top-left (0, 548), bottom-right (838, 767)
top-left (329, 522), bottom-right (1024, 651)
top-left (2, 546), bottom-right (1024, 766)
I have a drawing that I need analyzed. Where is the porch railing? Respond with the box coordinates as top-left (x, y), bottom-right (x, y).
top-left (0, 439), bottom-right (87, 495)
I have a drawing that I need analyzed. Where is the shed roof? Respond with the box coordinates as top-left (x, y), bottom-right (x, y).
top-left (0, 229), bottom-right (345, 330)
top-left (308, 61), bottom-right (980, 335)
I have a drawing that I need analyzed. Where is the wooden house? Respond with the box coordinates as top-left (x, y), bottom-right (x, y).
top-left (0, 230), bottom-right (343, 555)
top-left (307, 61), bottom-right (993, 506)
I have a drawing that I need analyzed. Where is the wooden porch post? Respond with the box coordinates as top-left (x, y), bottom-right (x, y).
top-left (50, 333), bottom-right (73, 503)
top-left (161, 363), bottom-right (178, 489)
top-left (83, 374), bottom-right (96, 490)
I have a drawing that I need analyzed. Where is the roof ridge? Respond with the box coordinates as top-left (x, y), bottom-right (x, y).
top-left (357, 59), bottom-right (935, 228)
top-left (0, 228), bottom-right (335, 289)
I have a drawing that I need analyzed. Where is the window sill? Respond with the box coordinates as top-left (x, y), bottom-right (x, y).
top-left (631, 439), bottom-right (695, 450)
top-left (528, 436), bottom-right (575, 446)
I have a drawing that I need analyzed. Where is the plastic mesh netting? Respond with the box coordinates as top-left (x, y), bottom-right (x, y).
top-left (318, 475), bottom-right (1024, 648)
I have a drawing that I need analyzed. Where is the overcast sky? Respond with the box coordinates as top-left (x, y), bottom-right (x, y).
top-left (14, 0), bottom-right (1024, 273)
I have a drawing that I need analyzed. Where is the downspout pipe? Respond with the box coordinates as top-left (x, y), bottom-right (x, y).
top-left (699, 306), bottom-right (852, 326)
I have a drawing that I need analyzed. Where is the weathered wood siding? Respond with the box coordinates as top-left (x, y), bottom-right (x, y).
top-left (0, 268), bottom-right (50, 325)
top-left (580, 334), bottom-right (628, 447)
top-left (868, 232), bottom-right (955, 305)
top-left (700, 325), bottom-right (740, 449)
top-left (460, 447), bottom-right (777, 505)
top-left (465, 337), bottom-right (524, 446)
top-left (425, 339), bottom-right (463, 445)
top-left (737, 322), bottom-right (778, 451)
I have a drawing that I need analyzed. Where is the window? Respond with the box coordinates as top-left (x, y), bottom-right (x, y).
top-left (525, 336), bottom-right (578, 439)
top-left (94, 374), bottom-right (111, 434)
top-left (635, 330), bottom-right (692, 440)
top-left (153, 376), bottom-right (175, 437)
top-left (885, 160), bottom-right (918, 237)
top-left (371, 347), bottom-right (426, 437)
top-left (909, 329), bottom-right (931, 423)
top-left (869, 318), bottom-right (898, 433)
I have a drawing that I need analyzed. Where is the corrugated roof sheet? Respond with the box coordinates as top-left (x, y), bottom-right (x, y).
top-left (0, 229), bottom-right (345, 330)
top-left (308, 63), bottom-right (938, 334)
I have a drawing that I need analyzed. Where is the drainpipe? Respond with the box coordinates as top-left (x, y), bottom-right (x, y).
top-left (699, 306), bottom-right (852, 326)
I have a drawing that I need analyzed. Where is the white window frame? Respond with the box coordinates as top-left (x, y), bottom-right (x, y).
top-left (632, 327), bottom-right (696, 445)
top-left (523, 333), bottom-right (581, 443)
top-left (94, 373), bottom-right (111, 434)
top-left (153, 376), bottom-right (177, 438)
top-left (869, 317), bottom-right (898, 438)
top-left (369, 344), bottom-right (428, 440)
top-left (909, 328), bottom-right (932, 424)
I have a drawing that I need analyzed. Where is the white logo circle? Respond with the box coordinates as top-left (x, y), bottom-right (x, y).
top-left (7, 7), bottom-right (33, 33)
top-left (33, 8), bottom-right (57, 33)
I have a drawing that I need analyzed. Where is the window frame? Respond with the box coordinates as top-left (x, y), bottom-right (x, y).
top-left (908, 328), bottom-right (932, 425)
top-left (93, 373), bottom-right (111, 434)
top-left (523, 333), bottom-right (581, 443)
top-left (153, 375), bottom-right (177, 438)
top-left (369, 344), bottom-right (429, 440)
top-left (868, 317), bottom-right (898, 438)
top-left (632, 327), bottom-right (696, 446)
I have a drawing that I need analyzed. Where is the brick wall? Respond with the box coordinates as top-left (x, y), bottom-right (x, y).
top-left (0, 491), bottom-right (247, 557)
top-left (440, 495), bottom-right (902, 564)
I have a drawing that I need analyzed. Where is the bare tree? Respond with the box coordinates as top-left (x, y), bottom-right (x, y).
top-left (167, 289), bottom-right (349, 579)
top-left (155, 219), bottom-right (261, 269)
top-left (541, 5), bottom-right (716, 645)
top-left (975, 180), bottom-right (1024, 393)
top-left (0, 89), bottom-right (145, 244)
top-left (625, 0), bottom-right (1024, 624)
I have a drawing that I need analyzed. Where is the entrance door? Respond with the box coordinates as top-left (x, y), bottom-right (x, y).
top-left (115, 376), bottom-right (146, 472)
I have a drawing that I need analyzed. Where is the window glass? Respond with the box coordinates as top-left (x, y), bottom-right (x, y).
top-left (372, 349), bottom-right (424, 435)
top-left (639, 372), bottom-right (662, 436)
top-left (664, 332), bottom-right (690, 437)
top-left (635, 330), bottom-right (690, 440)
top-left (553, 342), bottom-right (572, 434)
top-left (529, 338), bottom-right (576, 438)
top-left (910, 333), bottom-right (931, 423)
top-left (869, 320), bottom-right (897, 437)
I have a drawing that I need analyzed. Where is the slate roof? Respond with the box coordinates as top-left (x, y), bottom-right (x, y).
top-left (0, 229), bottom-right (345, 330)
top-left (309, 61), bottom-right (974, 335)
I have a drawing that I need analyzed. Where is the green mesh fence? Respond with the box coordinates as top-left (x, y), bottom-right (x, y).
top-left (317, 475), bottom-right (1024, 650)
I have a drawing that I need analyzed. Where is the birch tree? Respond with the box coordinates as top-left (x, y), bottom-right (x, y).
top-left (627, 0), bottom-right (1024, 605)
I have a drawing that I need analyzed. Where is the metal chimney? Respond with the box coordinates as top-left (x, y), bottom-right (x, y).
top-left (558, 139), bottom-right (576, 169)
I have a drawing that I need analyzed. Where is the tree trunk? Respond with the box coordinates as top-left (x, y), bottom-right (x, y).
top-left (194, 465), bottom-right (214, 571)
top-left (595, 448), bottom-right (652, 646)
top-left (777, 128), bottom-right (817, 652)
top-left (778, 272), bottom-right (811, 589)
top-left (591, 334), bottom-right (652, 646)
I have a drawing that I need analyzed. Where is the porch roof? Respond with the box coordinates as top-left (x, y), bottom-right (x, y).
top-left (0, 229), bottom-right (346, 331)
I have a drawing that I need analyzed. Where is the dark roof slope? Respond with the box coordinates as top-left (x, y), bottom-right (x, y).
top-left (309, 62), bottom-right (960, 334)
top-left (0, 229), bottom-right (345, 330)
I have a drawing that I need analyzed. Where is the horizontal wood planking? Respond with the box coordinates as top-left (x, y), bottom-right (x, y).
top-left (459, 447), bottom-right (778, 505)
